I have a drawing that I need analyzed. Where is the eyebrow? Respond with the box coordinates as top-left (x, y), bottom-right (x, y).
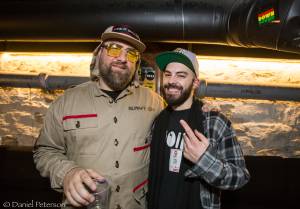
top-left (177, 71), bottom-right (188, 75)
top-left (164, 70), bottom-right (188, 75)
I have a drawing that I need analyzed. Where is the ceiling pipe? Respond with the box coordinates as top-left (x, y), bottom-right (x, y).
top-left (0, 0), bottom-right (299, 54)
top-left (195, 79), bottom-right (300, 101)
top-left (0, 73), bottom-right (89, 90)
top-left (1, 73), bottom-right (300, 102)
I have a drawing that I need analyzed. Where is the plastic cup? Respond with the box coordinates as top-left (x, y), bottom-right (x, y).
top-left (87, 179), bottom-right (111, 209)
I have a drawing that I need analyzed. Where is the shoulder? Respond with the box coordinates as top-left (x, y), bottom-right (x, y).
top-left (63, 81), bottom-right (93, 95)
top-left (49, 81), bottom-right (94, 109)
top-left (202, 110), bottom-right (232, 128)
top-left (56, 81), bottom-right (94, 102)
top-left (153, 106), bottom-right (171, 124)
top-left (135, 85), bottom-right (165, 108)
top-left (201, 110), bottom-right (236, 141)
top-left (137, 85), bottom-right (161, 99)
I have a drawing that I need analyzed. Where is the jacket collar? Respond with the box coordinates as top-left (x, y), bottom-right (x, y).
top-left (92, 80), bottom-right (140, 99)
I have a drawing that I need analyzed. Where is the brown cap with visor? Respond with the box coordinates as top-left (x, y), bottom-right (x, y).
top-left (101, 25), bottom-right (146, 53)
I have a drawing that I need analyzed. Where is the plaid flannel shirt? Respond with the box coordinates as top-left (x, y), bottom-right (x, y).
top-left (184, 111), bottom-right (250, 209)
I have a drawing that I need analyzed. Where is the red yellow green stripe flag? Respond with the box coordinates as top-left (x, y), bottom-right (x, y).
top-left (258, 8), bottom-right (275, 25)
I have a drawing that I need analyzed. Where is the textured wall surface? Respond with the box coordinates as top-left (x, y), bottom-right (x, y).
top-left (0, 53), bottom-right (299, 157)
top-left (205, 98), bottom-right (300, 157)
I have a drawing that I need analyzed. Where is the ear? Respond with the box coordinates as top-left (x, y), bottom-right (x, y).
top-left (132, 59), bottom-right (141, 83)
top-left (192, 77), bottom-right (200, 90)
top-left (97, 47), bottom-right (104, 57)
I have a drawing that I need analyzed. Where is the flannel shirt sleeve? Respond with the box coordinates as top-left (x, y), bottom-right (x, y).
top-left (185, 111), bottom-right (250, 190)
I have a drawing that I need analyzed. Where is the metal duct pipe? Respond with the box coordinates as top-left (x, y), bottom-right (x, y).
top-left (0, 73), bottom-right (89, 90)
top-left (1, 73), bottom-right (300, 102)
top-left (0, 0), bottom-right (299, 54)
top-left (195, 79), bottom-right (300, 101)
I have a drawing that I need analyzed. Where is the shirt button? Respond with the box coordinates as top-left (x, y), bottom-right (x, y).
top-left (114, 139), bottom-right (119, 146)
top-left (113, 116), bottom-right (118, 123)
top-left (115, 161), bottom-right (119, 168)
top-left (116, 185), bottom-right (120, 192)
top-left (109, 99), bottom-right (113, 104)
top-left (75, 121), bottom-right (80, 128)
top-left (116, 204), bottom-right (121, 209)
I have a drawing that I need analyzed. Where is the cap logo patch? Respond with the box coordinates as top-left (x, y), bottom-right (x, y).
top-left (112, 25), bottom-right (140, 40)
top-left (174, 48), bottom-right (185, 54)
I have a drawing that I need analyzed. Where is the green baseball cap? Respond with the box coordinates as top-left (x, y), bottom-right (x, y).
top-left (155, 48), bottom-right (199, 77)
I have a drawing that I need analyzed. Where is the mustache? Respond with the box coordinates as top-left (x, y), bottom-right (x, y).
top-left (111, 61), bottom-right (128, 69)
top-left (163, 83), bottom-right (183, 90)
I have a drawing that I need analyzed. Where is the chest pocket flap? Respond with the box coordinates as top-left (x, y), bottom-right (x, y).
top-left (63, 114), bottom-right (98, 131)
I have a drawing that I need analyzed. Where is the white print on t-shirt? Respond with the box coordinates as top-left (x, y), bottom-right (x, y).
top-left (166, 131), bottom-right (184, 150)
top-left (166, 131), bottom-right (184, 172)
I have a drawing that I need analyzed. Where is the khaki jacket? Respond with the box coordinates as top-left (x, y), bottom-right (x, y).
top-left (33, 81), bottom-right (164, 209)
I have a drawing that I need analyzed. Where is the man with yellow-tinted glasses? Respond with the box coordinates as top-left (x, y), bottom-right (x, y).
top-left (33, 25), bottom-right (164, 209)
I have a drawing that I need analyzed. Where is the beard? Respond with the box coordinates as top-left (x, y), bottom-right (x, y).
top-left (98, 61), bottom-right (134, 91)
top-left (162, 82), bottom-right (193, 107)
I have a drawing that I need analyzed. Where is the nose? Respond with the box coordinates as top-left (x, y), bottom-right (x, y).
top-left (116, 50), bottom-right (127, 62)
top-left (167, 75), bottom-right (177, 84)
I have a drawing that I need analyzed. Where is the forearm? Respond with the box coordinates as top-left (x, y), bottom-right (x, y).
top-left (33, 110), bottom-right (79, 191)
top-left (33, 145), bottom-right (79, 191)
top-left (185, 142), bottom-right (250, 190)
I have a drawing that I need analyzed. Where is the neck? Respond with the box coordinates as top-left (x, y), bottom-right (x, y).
top-left (98, 78), bottom-right (114, 91)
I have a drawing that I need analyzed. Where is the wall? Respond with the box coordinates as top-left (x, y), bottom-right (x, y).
top-left (0, 52), bottom-right (299, 157)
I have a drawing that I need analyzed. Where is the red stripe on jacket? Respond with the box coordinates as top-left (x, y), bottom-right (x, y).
top-left (133, 144), bottom-right (150, 152)
top-left (62, 114), bottom-right (97, 121)
top-left (133, 179), bottom-right (148, 192)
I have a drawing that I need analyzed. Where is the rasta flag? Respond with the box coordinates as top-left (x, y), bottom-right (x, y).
top-left (258, 8), bottom-right (276, 25)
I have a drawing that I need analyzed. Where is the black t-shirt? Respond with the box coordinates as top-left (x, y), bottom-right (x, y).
top-left (101, 89), bottom-right (122, 101)
top-left (157, 108), bottom-right (202, 209)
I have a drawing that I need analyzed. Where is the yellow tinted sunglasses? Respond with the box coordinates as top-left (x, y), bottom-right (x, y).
top-left (102, 43), bottom-right (140, 63)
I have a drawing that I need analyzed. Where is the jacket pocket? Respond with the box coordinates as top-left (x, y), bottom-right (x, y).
top-left (133, 178), bottom-right (148, 207)
top-left (132, 165), bottom-right (148, 209)
top-left (133, 143), bottom-right (150, 152)
top-left (62, 114), bottom-right (98, 131)
top-left (111, 164), bottom-right (149, 209)
top-left (62, 114), bottom-right (99, 155)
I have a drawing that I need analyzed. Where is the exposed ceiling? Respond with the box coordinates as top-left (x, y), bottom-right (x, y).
top-left (0, 0), bottom-right (299, 55)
